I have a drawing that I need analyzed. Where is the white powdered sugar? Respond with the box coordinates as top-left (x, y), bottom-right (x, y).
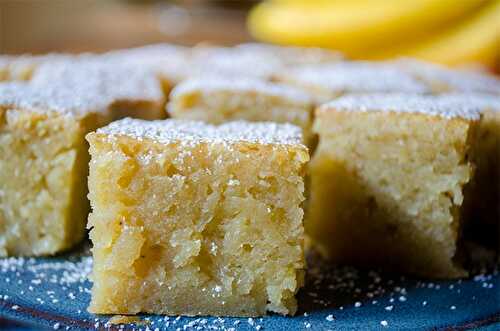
top-left (396, 59), bottom-right (500, 95)
top-left (235, 43), bottom-right (343, 65)
top-left (0, 59), bottom-right (163, 118)
top-left (31, 59), bottom-right (163, 103)
top-left (280, 61), bottom-right (429, 94)
top-left (0, 82), bottom-right (109, 117)
top-left (319, 93), bottom-right (481, 120)
top-left (96, 118), bottom-right (305, 147)
top-left (437, 93), bottom-right (500, 112)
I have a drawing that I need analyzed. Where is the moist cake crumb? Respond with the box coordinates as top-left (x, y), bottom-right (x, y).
top-left (87, 119), bottom-right (308, 316)
top-left (309, 94), bottom-right (480, 278)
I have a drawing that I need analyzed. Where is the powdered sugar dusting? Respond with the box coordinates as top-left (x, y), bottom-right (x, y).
top-left (396, 59), bottom-right (500, 95)
top-left (96, 118), bottom-right (305, 147)
top-left (235, 43), bottom-right (343, 65)
top-left (0, 59), bottom-right (163, 118)
top-left (191, 46), bottom-right (284, 79)
top-left (280, 61), bottom-right (429, 94)
top-left (31, 59), bottom-right (163, 103)
top-left (171, 76), bottom-right (312, 104)
top-left (0, 53), bottom-right (78, 81)
top-left (100, 43), bottom-right (193, 84)
top-left (437, 93), bottom-right (500, 112)
top-left (0, 83), bottom-right (108, 117)
top-left (319, 94), bottom-right (481, 120)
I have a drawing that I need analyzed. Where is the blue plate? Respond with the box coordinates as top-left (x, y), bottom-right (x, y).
top-left (1, 243), bottom-right (499, 330)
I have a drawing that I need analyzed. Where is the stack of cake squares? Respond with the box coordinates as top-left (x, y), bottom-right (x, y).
top-left (0, 42), bottom-right (499, 317)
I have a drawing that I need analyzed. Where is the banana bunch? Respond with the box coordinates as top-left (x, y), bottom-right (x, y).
top-left (248, 0), bottom-right (500, 69)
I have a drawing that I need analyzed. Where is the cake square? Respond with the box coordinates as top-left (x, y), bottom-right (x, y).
top-left (168, 77), bottom-right (314, 145)
top-left (0, 64), bottom-right (165, 257)
top-left (275, 61), bottom-right (429, 103)
top-left (86, 119), bottom-right (309, 316)
top-left (307, 94), bottom-right (480, 278)
top-left (0, 83), bottom-right (105, 256)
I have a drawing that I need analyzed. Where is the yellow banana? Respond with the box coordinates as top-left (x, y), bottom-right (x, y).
top-left (370, 0), bottom-right (500, 68)
top-left (248, 0), bottom-right (488, 56)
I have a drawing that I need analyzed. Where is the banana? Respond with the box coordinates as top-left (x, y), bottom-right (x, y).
top-left (370, 0), bottom-right (500, 68)
top-left (248, 0), bottom-right (488, 57)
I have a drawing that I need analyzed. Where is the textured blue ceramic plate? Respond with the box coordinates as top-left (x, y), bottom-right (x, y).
top-left (0, 243), bottom-right (499, 331)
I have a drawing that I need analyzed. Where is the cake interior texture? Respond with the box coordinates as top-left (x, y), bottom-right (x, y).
top-left (87, 120), bottom-right (308, 316)
top-left (0, 108), bottom-right (100, 256)
top-left (307, 109), bottom-right (477, 278)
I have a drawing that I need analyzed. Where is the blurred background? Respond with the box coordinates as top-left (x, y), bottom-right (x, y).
top-left (0, 0), bottom-right (498, 71)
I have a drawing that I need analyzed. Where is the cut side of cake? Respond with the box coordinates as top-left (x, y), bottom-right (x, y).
top-left (440, 94), bottom-right (500, 255)
top-left (86, 119), bottom-right (309, 316)
top-left (168, 77), bottom-right (314, 145)
top-left (275, 61), bottom-right (429, 104)
top-left (307, 94), bottom-right (480, 278)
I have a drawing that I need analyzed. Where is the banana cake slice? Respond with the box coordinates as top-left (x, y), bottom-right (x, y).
top-left (0, 64), bottom-right (164, 257)
top-left (307, 94), bottom-right (480, 278)
top-left (86, 119), bottom-right (308, 316)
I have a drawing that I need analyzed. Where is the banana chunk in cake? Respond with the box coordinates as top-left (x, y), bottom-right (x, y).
top-left (275, 61), bottom-right (429, 103)
top-left (307, 94), bottom-right (480, 278)
top-left (0, 65), bottom-right (164, 257)
top-left (86, 119), bottom-right (308, 316)
top-left (168, 77), bottom-right (314, 144)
